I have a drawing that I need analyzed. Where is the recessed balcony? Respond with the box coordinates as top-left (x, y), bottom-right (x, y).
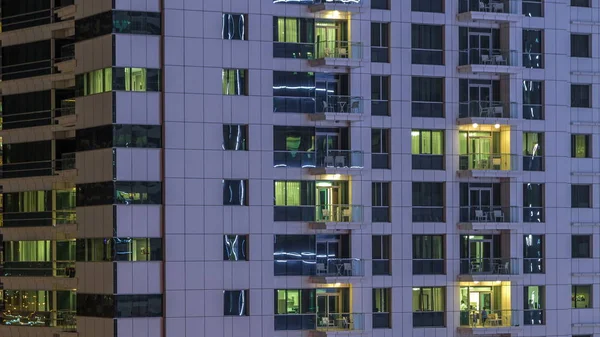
top-left (308, 0), bottom-right (363, 13)
top-left (312, 313), bottom-right (365, 335)
top-left (458, 125), bottom-right (519, 178)
top-left (309, 95), bottom-right (364, 122)
top-left (458, 153), bottom-right (519, 177)
top-left (458, 49), bottom-right (521, 74)
top-left (458, 206), bottom-right (520, 230)
top-left (457, 101), bottom-right (518, 125)
top-left (457, 0), bottom-right (522, 22)
top-left (309, 258), bottom-right (364, 283)
top-left (309, 41), bottom-right (364, 68)
top-left (458, 258), bottom-right (520, 281)
top-left (310, 204), bottom-right (363, 229)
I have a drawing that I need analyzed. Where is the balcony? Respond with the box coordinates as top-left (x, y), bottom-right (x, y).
top-left (0, 154), bottom-right (76, 179)
top-left (309, 41), bottom-right (364, 68)
top-left (3, 261), bottom-right (75, 278)
top-left (458, 258), bottom-right (520, 281)
top-left (308, 0), bottom-right (363, 13)
top-left (458, 49), bottom-right (521, 74)
top-left (311, 204), bottom-right (363, 229)
top-left (309, 258), bottom-right (364, 283)
top-left (313, 313), bottom-right (364, 335)
top-left (458, 153), bottom-right (519, 178)
top-left (1, 310), bottom-right (76, 331)
top-left (458, 309), bottom-right (521, 334)
top-left (309, 95), bottom-right (364, 122)
top-left (273, 150), bottom-right (364, 174)
top-left (457, 0), bottom-right (522, 22)
top-left (457, 101), bottom-right (518, 125)
top-left (458, 206), bottom-right (520, 230)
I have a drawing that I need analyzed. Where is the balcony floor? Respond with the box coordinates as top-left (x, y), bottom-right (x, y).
top-left (308, 57), bottom-right (364, 69)
top-left (457, 169), bottom-right (522, 178)
top-left (457, 64), bottom-right (522, 75)
top-left (456, 11), bottom-right (523, 23)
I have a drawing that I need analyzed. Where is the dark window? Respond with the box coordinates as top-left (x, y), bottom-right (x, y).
top-left (412, 287), bottom-right (445, 327)
top-left (77, 294), bottom-right (162, 318)
top-left (523, 80), bottom-right (544, 120)
top-left (1, 90), bottom-right (52, 129)
top-left (2, 40), bottom-right (52, 80)
top-left (371, 0), bottom-right (390, 9)
top-left (75, 11), bottom-right (161, 41)
top-left (571, 134), bottom-right (591, 158)
top-left (224, 290), bottom-right (248, 316)
top-left (222, 13), bottom-right (247, 40)
top-left (571, 34), bottom-right (591, 57)
top-left (222, 69), bottom-right (248, 95)
top-left (412, 182), bottom-right (444, 222)
top-left (76, 124), bottom-right (161, 151)
top-left (1, 0), bottom-right (52, 32)
top-left (571, 0), bottom-right (591, 6)
top-left (523, 235), bottom-right (544, 273)
top-left (523, 0), bottom-right (543, 17)
top-left (371, 129), bottom-right (390, 169)
top-left (372, 235), bottom-right (390, 275)
top-left (76, 238), bottom-right (162, 262)
top-left (412, 0), bottom-right (444, 12)
top-left (412, 24), bottom-right (444, 65)
top-left (572, 235), bottom-right (592, 258)
top-left (571, 185), bottom-right (591, 208)
top-left (371, 76), bottom-right (390, 116)
top-left (572, 285), bottom-right (592, 308)
top-left (2, 140), bottom-right (53, 178)
top-left (412, 77), bottom-right (444, 117)
top-left (223, 180), bottom-right (248, 206)
top-left (373, 288), bottom-right (391, 328)
top-left (273, 71), bottom-right (316, 113)
top-left (76, 181), bottom-right (162, 206)
top-left (523, 184), bottom-right (544, 222)
top-left (571, 84), bottom-right (591, 108)
top-left (411, 130), bottom-right (444, 170)
top-left (372, 182), bottom-right (390, 222)
top-left (523, 30), bottom-right (543, 68)
top-left (413, 235), bottom-right (444, 274)
top-left (224, 235), bottom-right (248, 261)
top-left (371, 22), bottom-right (389, 63)
top-left (223, 125), bottom-right (248, 151)
top-left (524, 286), bottom-right (545, 325)
top-left (273, 235), bottom-right (318, 276)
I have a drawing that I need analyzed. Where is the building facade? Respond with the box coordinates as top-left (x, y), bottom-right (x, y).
top-left (0, 0), bottom-right (599, 337)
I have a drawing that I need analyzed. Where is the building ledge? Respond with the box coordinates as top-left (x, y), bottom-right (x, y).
top-left (457, 221), bottom-right (520, 231)
top-left (572, 222), bottom-right (600, 227)
top-left (572, 273), bottom-right (600, 277)
top-left (457, 326), bottom-right (522, 335)
top-left (0, 72), bottom-right (75, 95)
top-left (572, 323), bottom-right (600, 327)
top-left (572, 171), bottom-right (600, 176)
top-left (456, 11), bottom-right (522, 23)
top-left (457, 64), bottom-right (521, 74)
top-left (0, 20), bottom-right (74, 46)
top-left (309, 222), bottom-right (365, 230)
top-left (0, 275), bottom-right (77, 291)
top-left (0, 169), bottom-right (77, 193)
top-left (0, 223), bottom-right (77, 241)
top-left (457, 169), bottom-right (521, 178)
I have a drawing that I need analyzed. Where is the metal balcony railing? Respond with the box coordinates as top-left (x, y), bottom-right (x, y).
top-left (321, 95), bottom-right (364, 114)
top-left (459, 206), bottom-right (519, 223)
top-left (458, 101), bottom-right (518, 118)
top-left (3, 261), bottom-right (76, 277)
top-left (315, 258), bottom-right (364, 277)
top-left (273, 150), bottom-right (364, 168)
top-left (460, 309), bottom-right (520, 328)
top-left (459, 48), bottom-right (519, 67)
top-left (314, 40), bottom-right (363, 60)
top-left (459, 257), bottom-right (520, 275)
top-left (315, 204), bottom-right (363, 222)
top-left (316, 313), bottom-right (364, 331)
top-left (458, 153), bottom-right (518, 171)
top-left (458, 0), bottom-right (519, 14)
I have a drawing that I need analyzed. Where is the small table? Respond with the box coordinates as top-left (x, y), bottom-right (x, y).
top-left (338, 101), bottom-right (347, 113)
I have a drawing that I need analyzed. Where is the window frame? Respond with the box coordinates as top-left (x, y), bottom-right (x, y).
top-left (223, 179), bottom-right (249, 206)
top-left (571, 285), bottom-right (592, 309)
top-left (222, 13), bottom-right (248, 40)
top-left (571, 235), bottom-right (592, 258)
top-left (224, 290), bottom-right (249, 316)
top-left (372, 288), bottom-right (392, 328)
top-left (571, 184), bottom-right (592, 208)
top-left (223, 234), bottom-right (249, 261)
top-left (222, 68), bottom-right (248, 96)
top-left (571, 84), bottom-right (591, 108)
top-left (571, 134), bottom-right (591, 158)
top-left (222, 124), bottom-right (248, 151)
top-left (571, 34), bottom-right (591, 58)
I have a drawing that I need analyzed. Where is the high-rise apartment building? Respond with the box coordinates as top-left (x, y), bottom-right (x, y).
top-left (0, 0), bottom-right (599, 337)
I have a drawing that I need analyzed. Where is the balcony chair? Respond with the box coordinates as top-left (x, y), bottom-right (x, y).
top-left (481, 54), bottom-right (492, 64)
top-left (342, 208), bottom-right (352, 222)
top-left (491, 2), bottom-right (504, 12)
top-left (343, 262), bottom-right (353, 276)
top-left (470, 261), bottom-right (481, 273)
top-left (493, 210), bottom-right (505, 222)
top-left (350, 100), bottom-right (360, 113)
top-left (316, 263), bottom-right (327, 275)
top-left (338, 48), bottom-right (348, 58)
top-left (491, 105), bottom-right (503, 117)
top-left (335, 156), bottom-right (346, 167)
top-left (322, 101), bottom-right (334, 113)
top-left (475, 209), bottom-right (487, 222)
top-left (321, 209), bottom-right (331, 221)
top-left (479, 102), bottom-right (491, 117)
top-left (479, 1), bottom-right (489, 11)
top-left (496, 261), bottom-right (509, 274)
top-left (494, 54), bottom-right (507, 65)
top-left (324, 48), bottom-right (333, 58)
top-left (324, 156), bottom-right (335, 167)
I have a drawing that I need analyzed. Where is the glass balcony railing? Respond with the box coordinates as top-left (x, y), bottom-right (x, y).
top-left (321, 95), bottom-right (364, 114)
top-left (1, 310), bottom-right (76, 330)
top-left (273, 150), bottom-right (364, 168)
top-left (459, 153), bottom-right (518, 171)
top-left (316, 204), bottom-right (363, 222)
top-left (3, 261), bottom-right (76, 277)
top-left (458, 0), bottom-right (519, 14)
top-left (313, 0), bottom-right (362, 4)
top-left (0, 154), bottom-right (76, 178)
top-left (316, 258), bottom-right (364, 277)
top-left (459, 258), bottom-right (520, 275)
top-left (460, 309), bottom-right (519, 328)
top-left (0, 209), bottom-right (76, 227)
top-left (523, 155), bottom-right (543, 171)
top-left (458, 101), bottom-right (518, 118)
top-left (459, 49), bottom-right (519, 67)
top-left (316, 313), bottom-right (364, 331)
top-left (459, 206), bottom-right (519, 223)
top-left (314, 41), bottom-right (363, 60)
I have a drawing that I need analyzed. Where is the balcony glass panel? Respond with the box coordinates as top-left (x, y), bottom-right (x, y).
top-left (459, 258), bottom-right (519, 275)
top-left (458, 0), bottom-right (519, 13)
top-left (459, 49), bottom-right (519, 67)
top-left (459, 206), bottom-right (518, 223)
top-left (314, 41), bottom-right (363, 60)
top-left (458, 101), bottom-right (517, 118)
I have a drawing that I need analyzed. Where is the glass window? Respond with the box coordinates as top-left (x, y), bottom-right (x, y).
top-left (412, 182), bottom-right (444, 222)
top-left (371, 0), bottom-right (389, 9)
top-left (223, 180), bottom-right (248, 206)
top-left (373, 288), bottom-right (391, 328)
top-left (571, 185), bottom-right (592, 208)
top-left (572, 285), bottom-right (592, 308)
top-left (411, 24), bottom-right (444, 65)
top-left (130, 68), bottom-right (146, 91)
top-left (571, 134), bottom-right (591, 158)
top-left (571, 34), bottom-right (591, 58)
top-left (223, 125), bottom-right (248, 150)
top-left (412, 0), bottom-right (443, 12)
top-left (523, 0), bottom-right (543, 17)
top-left (224, 290), bottom-right (248, 316)
top-left (371, 22), bottom-right (389, 63)
top-left (275, 289), bottom-right (315, 315)
top-left (76, 238), bottom-right (162, 262)
top-left (224, 235), bottom-right (248, 261)
top-left (413, 235), bottom-right (444, 275)
top-left (411, 130), bottom-right (443, 155)
top-left (523, 132), bottom-right (543, 156)
top-left (523, 80), bottom-right (543, 120)
top-left (571, 0), bottom-right (590, 6)
top-left (371, 75), bottom-right (390, 116)
top-left (222, 69), bottom-right (248, 95)
top-left (371, 128), bottom-right (390, 169)
top-left (412, 287), bottom-right (445, 327)
top-left (146, 69), bottom-right (160, 91)
top-left (274, 181), bottom-right (315, 206)
top-left (523, 183), bottom-right (544, 222)
top-left (572, 235), bottom-right (592, 258)
top-left (372, 235), bottom-right (390, 275)
top-left (412, 77), bottom-right (444, 117)
top-left (523, 234), bottom-right (544, 273)
top-left (372, 182), bottom-right (390, 222)
top-left (523, 30), bottom-right (543, 68)
top-left (222, 13), bottom-right (247, 40)
top-left (571, 84), bottom-right (591, 108)
top-left (524, 286), bottom-right (545, 325)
